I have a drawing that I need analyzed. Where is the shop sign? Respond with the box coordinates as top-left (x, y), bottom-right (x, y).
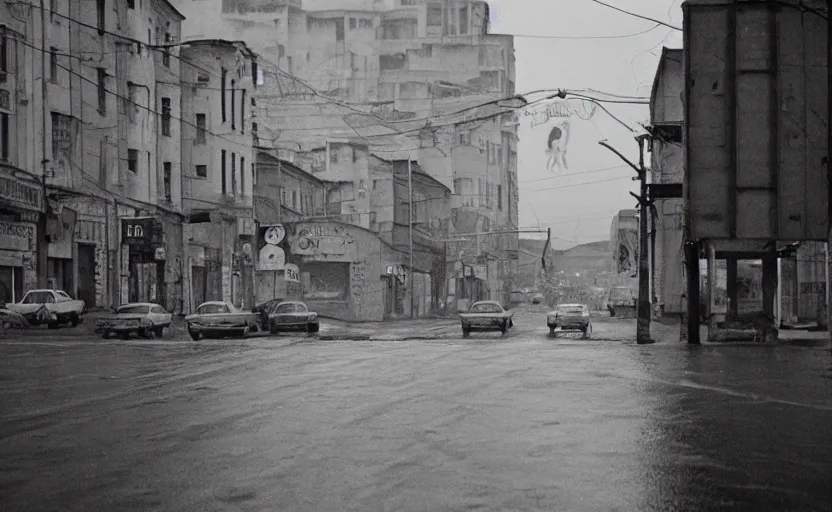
top-left (0, 221), bottom-right (35, 252)
top-left (0, 176), bottom-right (43, 212)
top-left (474, 265), bottom-right (487, 281)
top-left (292, 223), bottom-right (355, 256)
top-left (284, 263), bottom-right (300, 283)
top-left (121, 217), bottom-right (160, 246)
top-left (258, 245), bottom-right (285, 271)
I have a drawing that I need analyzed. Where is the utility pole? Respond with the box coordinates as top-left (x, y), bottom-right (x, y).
top-left (408, 158), bottom-right (414, 318)
top-left (599, 137), bottom-right (654, 344)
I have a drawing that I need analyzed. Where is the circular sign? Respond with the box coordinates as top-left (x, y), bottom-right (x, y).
top-left (258, 245), bottom-right (285, 271)
top-left (264, 225), bottom-right (286, 245)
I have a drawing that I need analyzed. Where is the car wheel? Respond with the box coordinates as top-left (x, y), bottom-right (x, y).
top-left (120, 332), bottom-right (130, 340)
top-left (69, 313), bottom-right (80, 327)
top-left (307, 323), bottom-right (319, 334)
top-left (141, 327), bottom-right (155, 339)
top-left (462, 327), bottom-right (470, 338)
top-left (47, 321), bottom-right (59, 330)
top-left (154, 326), bottom-right (164, 338)
top-left (500, 322), bottom-right (507, 335)
top-left (549, 326), bottom-right (556, 336)
top-left (508, 319), bottom-right (514, 328)
top-left (189, 330), bottom-right (202, 341)
top-left (269, 324), bottom-right (279, 335)
top-left (239, 325), bottom-right (250, 338)
top-left (101, 331), bottom-right (110, 340)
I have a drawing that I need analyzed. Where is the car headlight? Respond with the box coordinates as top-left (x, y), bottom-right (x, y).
top-left (582, 311), bottom-right (589, 317)
top-left (308, 313), bottom-right (318, 320)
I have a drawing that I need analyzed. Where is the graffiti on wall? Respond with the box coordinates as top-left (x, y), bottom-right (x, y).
top-left (351, 261), bottom-right (367, 311)
top-left (293, 223), bottom-right (356, 256)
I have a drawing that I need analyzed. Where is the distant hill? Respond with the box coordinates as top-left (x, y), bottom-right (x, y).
top-left (515, 238), bottom-right (612, 290)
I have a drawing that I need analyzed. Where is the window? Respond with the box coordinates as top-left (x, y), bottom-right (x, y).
top-left (51, 112), bottom-right (72, 159)
top-left (349, 18), bottom-right (356, 29)
top-left (0, 32), bottom-right (6, 82)
top-left (251, 162), bottom-right (256, 187)
top-left (251, 97), bottom-right (256, 106)
top-left (0, 113), bottom-right (8, 162)
top-left (292, 190), bottom-right (297, 210)
top-left (251, 62), bottom-right (258, 88)
top-left (230, 80), bottom-right (236, 130)
top-left (281, 189), bottom-right (286, 207)
top-left (195, 113), bottom-right (206, 144)
top-left (240, 157), bottom-right (245, 195)
top-left (330, 148), bottom-right (338, 164)
top-left (427, 5), bottom-right (442, 26)
top-left (221, 68), bottom-right (227, 123)
top-left (286, 56), bottom-right (292, 75)
top-left (359, 19), bottom-right (372, 29)
top-left (96, 0), bottom-right (105, 33)
top-left (231, 152), bottom-right (237, 195)
top-left (127, 0), bottom-right (134, 8)
top-left (161, 97), bottom-right (171, 136)
top-left (252, 122), bottom-right (258, 146)
top-left (221, 150), bottom-right (227, 194)
top-left (50, 47), bottom-right (58, 83)
top-left (195, 164), bottom-right (207, 178)
top-left (240, 90), bottom-right (245, 133)
top-left (459, 6), bottom-right (468, 34)
top-left (497, 184), bottom-right (502, 211)
top-left (163, 162), bottom-right (171, 200)
top-left (127, 149), bottom-right (138, 173)
top-left (50, 0), bottom-right (58, 22)
top-left (127, 82), bottom-right (138, 123)
top-left (97, 68), bottom-right (106, 114)
top-left (162, 33), bottom-right (170, 67)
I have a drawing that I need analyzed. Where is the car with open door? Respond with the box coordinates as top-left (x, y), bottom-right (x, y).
top-left (267, 301), bottom-right (320, 334)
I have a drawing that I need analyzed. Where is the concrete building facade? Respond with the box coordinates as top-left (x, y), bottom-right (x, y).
top-left (648, 47), bottom-right (685, 316)
top-left (171, 0), bottom-right (520, 313)
top-left (180, 39), bottom-right (257, 313)
top-left (5, 0), bottom-right (187, 312)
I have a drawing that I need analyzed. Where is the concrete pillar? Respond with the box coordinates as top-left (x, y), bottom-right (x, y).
top-left (762, 250), bottom-right (779, 344)
top-left (706, 242), bottom-right (717, 341)
top-left (726, 256), bottom-right (738, 321)
top-left (685, 241), bottom-right (700, 344)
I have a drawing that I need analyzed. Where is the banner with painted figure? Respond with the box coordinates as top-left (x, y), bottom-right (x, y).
top-left (610, 210), bottom-right (638, 274)
top-left (523, 98), bottom-right (596, 175)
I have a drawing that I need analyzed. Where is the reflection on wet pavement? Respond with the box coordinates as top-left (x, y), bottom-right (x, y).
top-left (0, 334), bottom-right (830, 511)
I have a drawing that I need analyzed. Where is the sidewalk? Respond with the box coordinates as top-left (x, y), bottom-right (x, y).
top-left (645, 316), bottom-right (831, 348)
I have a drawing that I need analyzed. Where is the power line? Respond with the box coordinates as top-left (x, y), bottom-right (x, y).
top-left (510, 23), bottom-right (661, 39)
top-left (520, 175), bottom-right (633, 192)
top-left (519, 165), bottom-right (631, 184)
top-left (588, 0), bottom-right (683, 31)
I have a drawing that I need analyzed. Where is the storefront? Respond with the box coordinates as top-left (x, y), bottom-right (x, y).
top-left (121, 217), bottom-right (165, 306)
top-left (281, 221), bottom-right (407, 321)
top-left (0, 169), bottom-right (43, 304)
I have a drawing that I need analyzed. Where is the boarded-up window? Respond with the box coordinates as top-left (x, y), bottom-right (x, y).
top-left (301, 262), bottom-right (349, 300)
top-left (379, 54), bottom-right (406, 71)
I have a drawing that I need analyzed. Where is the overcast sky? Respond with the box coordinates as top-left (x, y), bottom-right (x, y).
top-left (306, 0), bottom-right (684, 249)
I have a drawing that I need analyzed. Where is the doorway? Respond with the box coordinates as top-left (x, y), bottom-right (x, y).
top-left (77, 244), bottom-right (96, 307)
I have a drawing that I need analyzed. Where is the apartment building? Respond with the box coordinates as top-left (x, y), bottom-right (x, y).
top-left (172, 0), bottom-right (520, 311)
top-left (180, 39), bottom-right (257, 312)
top-left (2, 0), bottom-right (185, 311)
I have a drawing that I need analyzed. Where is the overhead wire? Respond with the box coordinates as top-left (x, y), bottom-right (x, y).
top-left (587, 0), bottom-right (683, 31)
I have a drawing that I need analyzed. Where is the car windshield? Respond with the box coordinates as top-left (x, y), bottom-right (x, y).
top-left (275, 303), bottom-right (307, 314)
top-left (117, 305), bottom-right (150, 314)
top-left (23, 292), bottom-right (54, 304)
top-left (557, 305), bottom-right (585, 313)
top-left (198, 304), bottom-right (230, 314)
top-left (470, 303), bottom-right (502, 313)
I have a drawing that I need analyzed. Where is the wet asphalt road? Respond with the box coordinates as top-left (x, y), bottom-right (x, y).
top-left (1, 315), bottom-right (831, 511)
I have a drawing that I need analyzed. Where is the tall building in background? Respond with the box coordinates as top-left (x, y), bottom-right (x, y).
top-left (172, 0), bottom-right (520, 311)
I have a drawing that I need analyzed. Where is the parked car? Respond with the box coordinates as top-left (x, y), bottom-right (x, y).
top-left (95, 303), bottom-right (172, 339)
top-left (252, 299), bottom-right (282, 331)
top-left (268, 301), bottom-right (320, 334)
top-left (547, 303), bottom-right (592, 338)
top-left (185, 301), bottom-right (260, 341)
top-left (531, 293), bottom-right (545, 304)
top-left (5, 289), bottom-right (86, 328)
top-left (0, 306), bottom-right (29, 330)
top-left (459, 300), bottom-right (514, 338)
top-left (606, 286), bottom-right (636, 317)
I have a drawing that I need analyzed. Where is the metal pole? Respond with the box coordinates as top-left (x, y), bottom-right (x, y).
top-left (408, 158), bottom-right (414, 318)
top-left (38, 0), bottom-right (49, 289)
top-left (637, 136), bottom-right (652, 343)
